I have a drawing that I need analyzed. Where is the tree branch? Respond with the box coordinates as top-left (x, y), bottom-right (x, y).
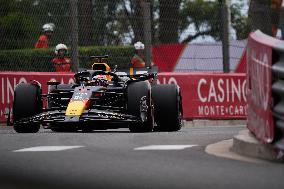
top-left (181, 30), bottom-right (212, 43)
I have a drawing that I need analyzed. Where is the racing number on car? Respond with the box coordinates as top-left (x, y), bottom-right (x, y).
top-left (73, 92), bottom-right (89, 101)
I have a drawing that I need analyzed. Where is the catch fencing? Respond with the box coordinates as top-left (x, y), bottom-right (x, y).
top-left (0, 0), bottom-right (253, 72)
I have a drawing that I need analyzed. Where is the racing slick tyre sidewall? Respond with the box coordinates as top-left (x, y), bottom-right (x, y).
top-left (13, 83), bottom-right (42, 133)
top-left (152, 84), bottom-right (183, 131)
top-left (127, 81), bottom-right (154, 132)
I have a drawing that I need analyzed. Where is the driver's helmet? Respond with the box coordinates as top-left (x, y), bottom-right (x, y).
top-left (92, 63), bottom-right (112, 81)
top-left (92, 63), bottom-right (111, 72)
top-left (92, 75), bottom-right (108, 87)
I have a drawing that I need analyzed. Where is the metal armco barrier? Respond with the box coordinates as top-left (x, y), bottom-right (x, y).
top-left (0, 72), bottom-right (246, 123)
top-left (272, 46), bottom-right (284, 150)
top-left (247, 30), bottom-right (284, 152)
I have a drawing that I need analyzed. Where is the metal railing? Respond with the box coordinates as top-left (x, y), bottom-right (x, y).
top-left (272, 46), bottom-right (284, 151)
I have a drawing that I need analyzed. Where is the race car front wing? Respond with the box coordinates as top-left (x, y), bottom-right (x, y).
top-left (14, 109), bottom-right (140, 125)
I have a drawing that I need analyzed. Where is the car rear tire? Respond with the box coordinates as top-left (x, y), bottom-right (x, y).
top-left (127, 81), bottom-right (154, 132)
top-left (13, 83), bottom-right (42, 133)
top-left (152, 84), bottom-right (183, 131)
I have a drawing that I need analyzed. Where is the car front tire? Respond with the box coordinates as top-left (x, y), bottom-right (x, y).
top-left (13, 83), bottom-right (42, 133)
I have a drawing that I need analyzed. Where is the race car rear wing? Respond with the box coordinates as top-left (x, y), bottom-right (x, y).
top-left (115, 66), bottom-right (158, 78)
top-left (82, 55), bottom-right (158, 79)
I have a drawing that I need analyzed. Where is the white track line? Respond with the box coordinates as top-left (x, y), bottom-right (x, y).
top-left (134, 145), bottom-right (197, 151)
top-left (13, 146), bottom-right (84, 152)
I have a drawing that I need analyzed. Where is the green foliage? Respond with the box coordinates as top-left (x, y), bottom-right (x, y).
top-left (0, 46), bottom-right (135, 72)
top-left (78, 46), bottom-right (135, 69)
top-left (30, 0), bottom-right (71, 46)
top-left (0, 12), bottom-right (36, 49)
top-left (180, 0), bottom-right (249, 42)
top-left (0, 0), bottom-right (15, 17)
top-left (93, 0), bottom-right (121, 45)
top-left (180, 0), bottom-right (221, 42)
top-left (0, 0), bottom-right (38, 49)
top-left (231, 3), bottom-right (250, 40)
top-left (0, 0), bottom-right (250, 50)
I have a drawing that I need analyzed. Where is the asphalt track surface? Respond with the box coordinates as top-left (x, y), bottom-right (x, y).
top-left (0, 125), bottom-right (283, 189)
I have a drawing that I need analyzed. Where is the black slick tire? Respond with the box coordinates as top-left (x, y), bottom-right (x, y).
top-left (152, 84), bottom-right (183, 131)
top-left (13, 83), bottom-right (42, 133)
top-left (127, 81), bottom-right (154, 132)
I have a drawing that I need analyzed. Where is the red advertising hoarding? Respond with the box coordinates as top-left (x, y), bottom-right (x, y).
top-left (158, 73), bottom-right (247, 119)
top-left (0, 72), bottom-right (74, 123)
top-left (0, 72), bottom-right (246, 123)
top-left (246, 31), bottom-right (281, 143)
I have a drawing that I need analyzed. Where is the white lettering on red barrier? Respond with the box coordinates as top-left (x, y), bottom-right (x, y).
top-left (0, 73), bottom-right (75, 122)
top-left (250, 50), bottom-right (269, 110)
top-left (197, 78), bottom-right (246, 103)
top-left (1, 78), bottom-right (4, 104)
top-left (198, 105), bottom-right (247, 117)
top-left (246, 31), bottom-right (274, 143)
top-left (157, 77), bottom-right (177, 85)
top-left (1, 77), bottom-right (27, 105)
top-left (1, 76), bottom-right (28, 120)
top-left (196, 77), bottom-right (247, 118)
top-left (158, 73), bottom-right (247, 119)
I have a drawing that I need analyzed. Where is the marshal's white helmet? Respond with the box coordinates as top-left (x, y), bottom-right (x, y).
top-left (42, 23), bottom-right (54, 32)
top-left (134, 41), bottom-right (145, 50)
top-left (55, 43), bottom-right (68, 55)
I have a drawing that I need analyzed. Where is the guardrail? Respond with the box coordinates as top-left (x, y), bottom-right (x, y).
top-left (272, 46), bottom-right (284, 150)
top-left (247, 30), bottom-right (284, 152)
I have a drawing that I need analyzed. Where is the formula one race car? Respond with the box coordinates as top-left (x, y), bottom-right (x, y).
top-left (12, 56), bottom-right (182, 133)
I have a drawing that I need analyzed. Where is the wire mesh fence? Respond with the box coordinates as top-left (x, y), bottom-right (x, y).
top-left (0, 0), bottom-right (283, 72)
